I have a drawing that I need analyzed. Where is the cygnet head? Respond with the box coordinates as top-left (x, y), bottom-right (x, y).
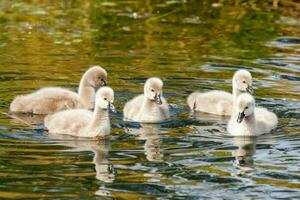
top-left (95, 87), bottom-right (116, 112)
top-left (236, 93), bottom-right (255, 123)
top-left (144, 77), bottom-right (164, 105)
top-left (84, 65), bottom-right (108, 88)
top-left (232, 70), bottom-right (254, 94)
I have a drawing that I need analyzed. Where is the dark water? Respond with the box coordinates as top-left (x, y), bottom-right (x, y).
top-left (0, 1), bottom-right (299, 199)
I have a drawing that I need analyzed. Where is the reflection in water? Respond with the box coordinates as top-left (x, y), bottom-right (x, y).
top-left (140, 124), bottom-right (162, 162)
top-left (95, 187), bottom-right (112, 198)
top-left (190, 111), bottom-right (228, 133)
top-left (191, 112), bottom-right (230, 123)
top-left (92, 141), bottom-right (115, 183)
top-left (0, 0), bottom-right (299, 198)
top-left (232, 136), bottom-right (257, 176)
top-left (192, 111), bottom-right (229, 123)
top-left (128, 124), bottom-right (162, 162)
top-left (49, 134), bottom-right (115, 183)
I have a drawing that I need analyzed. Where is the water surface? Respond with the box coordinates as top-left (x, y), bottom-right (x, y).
top-left (0, 1), bottom-right (299, 199)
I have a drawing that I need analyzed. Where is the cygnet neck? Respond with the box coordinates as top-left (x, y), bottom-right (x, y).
top-left (142, 95), bottom-right (157, 111)
top-left (91, 106), bottom-right (109, 126)
top-left (78, 75), bottom-right (96, 109)
top-left (232, 86), bottom-right (242, 108)
top-left (85, 105), bottom-right (110, 137)
top-left (244, 113), bottom-right (256, 124)
top-left (240, 112), bottom-right (257, 135)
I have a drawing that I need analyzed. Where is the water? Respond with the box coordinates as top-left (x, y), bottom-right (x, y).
top-left (0, 1), bottom-right (299, 199)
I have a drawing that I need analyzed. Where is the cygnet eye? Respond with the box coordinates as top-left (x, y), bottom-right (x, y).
top-left (245, 106), bottom-right (248, 109)
top-left (243, 80), bottom-right (246, 83)
top-left (151, 89), bottom-right (154, 92)
top-left (104, 97), bottom-right (107, 101)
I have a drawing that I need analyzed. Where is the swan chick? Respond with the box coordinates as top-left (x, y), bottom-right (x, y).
top-left (45, 86), bottom-right (115, 138)
top-left (123, 77), bottom-right (170, 123)
top-left (227, 93), bottom-right (278, 136)
top-left (187, 69), bottom-right (253, 115)
top-left (10, 65), bottom-right (107, 114)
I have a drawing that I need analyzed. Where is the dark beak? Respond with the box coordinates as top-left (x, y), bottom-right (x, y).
top-left (109, 102), bottom-right (116, 113)
top-left (246, 85), bottom-right (254, 95)
top-left (107, 164), bottom-right (114, 174)
top-left (237, 111), bottom-right (245, 123)
top-left (192, 101), bottom-right (196, 111)
top-left (155, 94), bottom-right (162, 105)
top-left (101, 79), bottom-right (107, 86)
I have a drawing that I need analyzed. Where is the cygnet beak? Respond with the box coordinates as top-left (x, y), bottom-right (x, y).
top-left (101, 79), bottom-right (107, 86)
top-left (246, 85), bottom-right (254, 95)
top-left (155, 94), bottom-right (162, 105)
top-left (237, 111), bottom-right (245, 123)
top-left (109, 102), bottom-right (116, 113)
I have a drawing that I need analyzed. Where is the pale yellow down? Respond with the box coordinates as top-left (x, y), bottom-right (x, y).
top-left (10, 65), bottom-right (107, 114)
top-left (227, 93), bottom-right (278, 136)
top-left (44, 87), bottom-right (114, 138)
top-left (123, 77), bottom-right (170, 123)
top-left (187, 69), bottom-right (253, 116)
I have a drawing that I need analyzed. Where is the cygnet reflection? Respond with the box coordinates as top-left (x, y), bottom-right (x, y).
top-left (192, 111), bottom-right (229, 122)
top-left (190, 111), bottom-right (228, 133)
top-left (127, 123), bottom-right (162, 162)
top-left (95, 187), bottom-right (112, 197)
top-left (139, 124), bottom-right (162, 162)
top-left (49, 134), bottom-right (115, 183)
top-left (232, 136), bottom-right (257, 175)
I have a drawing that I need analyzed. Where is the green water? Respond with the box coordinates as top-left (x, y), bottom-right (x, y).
top-left (0, 0), bottom-right (299, 199)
